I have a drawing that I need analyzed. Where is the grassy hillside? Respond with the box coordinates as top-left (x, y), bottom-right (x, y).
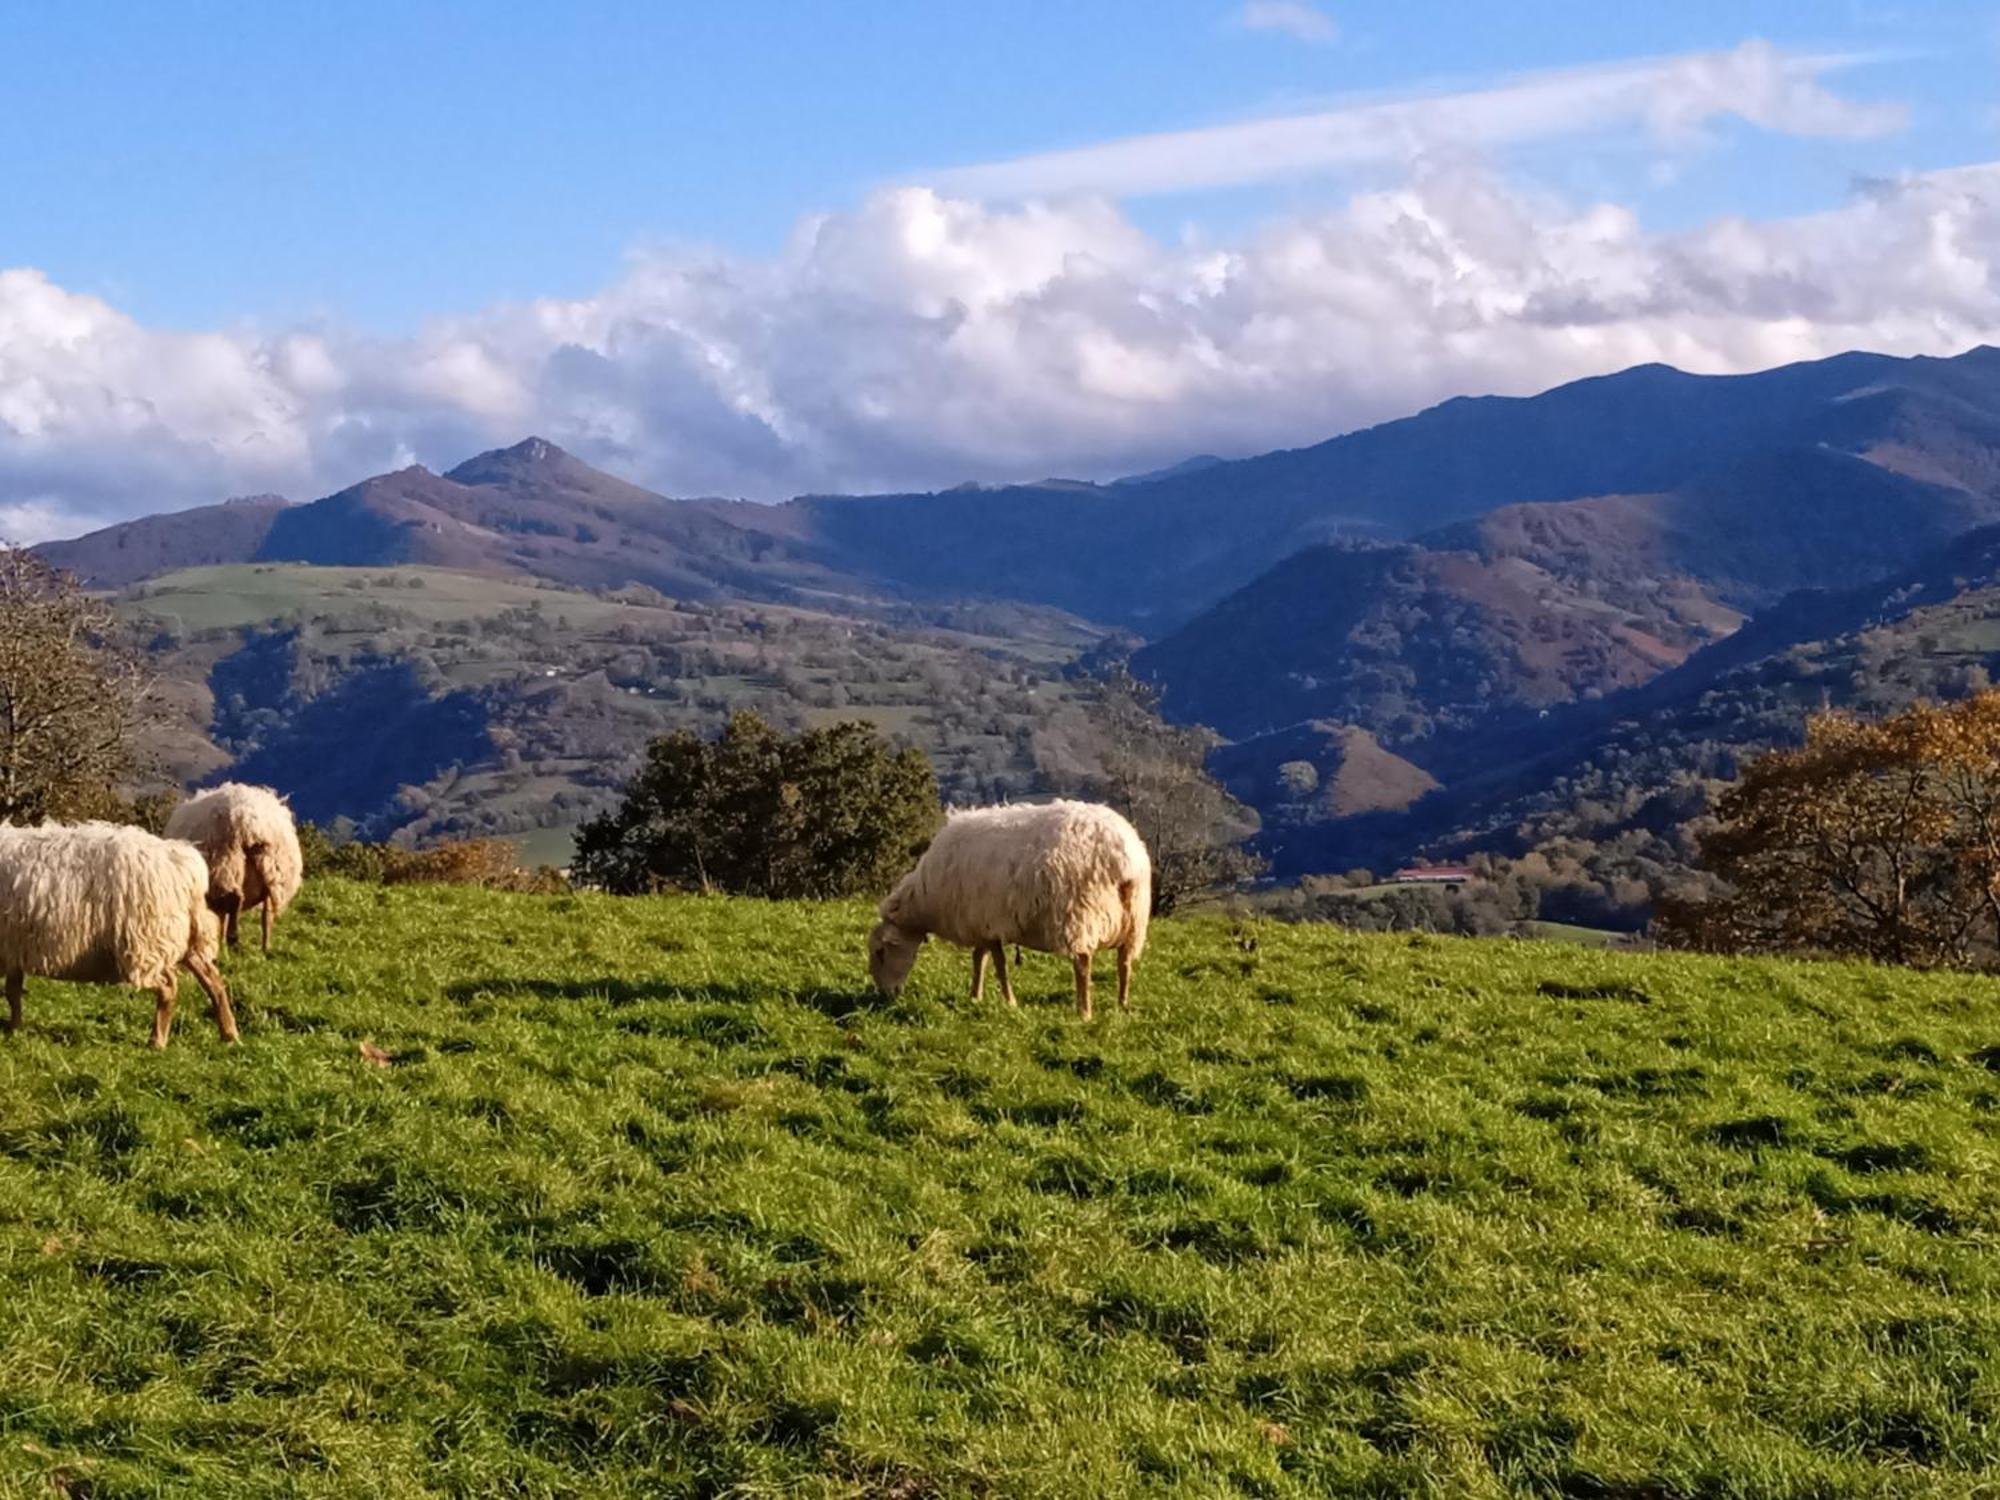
top-left (3, 885), bottom-right (1998, 1496)
top-left (124, 564), bottom-right (665, 634)
top-left (117, 565), bottom-right (1106, 855)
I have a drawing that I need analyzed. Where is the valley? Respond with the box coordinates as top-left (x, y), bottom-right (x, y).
top-left (117, 563), bottom-right (1106, 856)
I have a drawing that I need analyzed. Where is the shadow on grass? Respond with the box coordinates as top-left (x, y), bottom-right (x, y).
top-left (791, 986), bottom-right (909, 1022)
top-left (446, 977), bottom-right (768, 1007)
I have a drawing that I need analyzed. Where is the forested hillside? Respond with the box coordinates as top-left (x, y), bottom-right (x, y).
top-left (119, 566), bottom-right (1109, 858)
top-left (1254, 526), bottom-right (2000, 927)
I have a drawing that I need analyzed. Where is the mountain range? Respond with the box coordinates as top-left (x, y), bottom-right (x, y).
top-left (54, 345), bottom-right (2000, 630)
top-left (32, 343), bottom-right (2000, 901)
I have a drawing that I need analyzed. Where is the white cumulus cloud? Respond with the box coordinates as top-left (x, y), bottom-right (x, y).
top-left (8, 155), bottom-right (2000, 544)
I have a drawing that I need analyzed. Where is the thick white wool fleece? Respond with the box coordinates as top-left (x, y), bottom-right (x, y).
top-left (0, 822), bottom-right (218, 988)
top-left (165, 782), bottom-right (304, 915)
top-left (881, 799), bottom-right (1150, 957)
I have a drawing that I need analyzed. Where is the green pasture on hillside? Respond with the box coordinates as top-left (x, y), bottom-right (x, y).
top-left (1, 882), bottom-right (1997, 1496)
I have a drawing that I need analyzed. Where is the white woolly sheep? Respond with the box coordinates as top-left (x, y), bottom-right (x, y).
top-left (165, 783), bottom-right (304, 954)
top-left (0, 822), bottom-right (238, 1049)
top-left (868, 800), bottom-right (1151, 1019)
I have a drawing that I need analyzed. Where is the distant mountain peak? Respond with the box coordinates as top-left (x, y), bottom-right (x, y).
top-left (446, 435), bottom-right (574, 480)
top-left (441, 436), bottom-right (632, 496)
top-left (367, 464), bottom-right (434, 484)
top-left (504, 435), bottom-right (563, 464)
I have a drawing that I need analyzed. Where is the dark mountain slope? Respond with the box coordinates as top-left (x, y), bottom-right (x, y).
top-left (791, 346), bottom-right (2000, 627)
top-left (1210, 722), bottom-right (1438, 824)
top-left (44, 440), bottom-right (876, 608)
top-left (1433, 447), bottom-right (1989, 610)
top-left (1131, 541), bottom-right (1705, 746)
top-left (253, 439), bottom-right (866, 604)
top-left (39, 495), bottom-right (291, 588)
top-left (257, 467), bottom-right (503, 571)
top-left (1411, 519), bottom-right (2000, 794)
top-left (1264, 522), bottom-right (2000, 877)
top-left (1134, 438), bottom-right (1999, 750)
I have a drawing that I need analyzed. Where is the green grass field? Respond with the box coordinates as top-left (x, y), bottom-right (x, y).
top-left (119, 565), bottom-right (661, 634)
top-left (1517, 921), bottom-right (1632, 949)
top-left (3, 883), bottom-right (1998, 1497)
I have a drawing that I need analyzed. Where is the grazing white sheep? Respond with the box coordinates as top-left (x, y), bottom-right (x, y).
top-left (165, 783), bottom-right (303, 954)
top-left (0, 822), bottom-right (238, 1049)
top-left (868, 800), bottom-right (1151, 1019)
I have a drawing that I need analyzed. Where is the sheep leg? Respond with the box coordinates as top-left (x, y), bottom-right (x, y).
top-left (151, 983), bottom-right (178, 1050)
top-left (223, 904), bottom-right (240, 950)
top-left (992, 943), bottom-right (1017, 1007)
top-left (4, 971), bottom-right (21, 1034)
top-left (1072, 954), bottom-right (1093, 1021)
top-left (971, 944), bottom-right (989, 1002)
top-left (1117, 943), bottom-right (1136, 1012)
top-left (185, 952), bottom-right (239, 1044)
top-left (260, 901), bottom-right (273, 956)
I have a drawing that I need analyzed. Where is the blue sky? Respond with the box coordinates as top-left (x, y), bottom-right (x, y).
top-left (4, 0), bottom-right (1985, 330)
top-left (5, 2), bottom-right (2000, 537)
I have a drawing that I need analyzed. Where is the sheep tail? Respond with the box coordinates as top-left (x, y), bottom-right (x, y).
top-left (187, 899), bottom-right (219, 964)
top-left (1121, 875), bottom-right (1150, 962)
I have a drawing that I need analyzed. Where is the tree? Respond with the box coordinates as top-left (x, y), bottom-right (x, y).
top-left (0, 549), bottom-right (149, 824)
top-left (1277, 760), bottom-right (1320, 801)
top-left (573, 711), bottom-right (939, 898)
top-left (1062, 666), bottom-right (1264, 913)
top-left (1658, 694), bottom-right (2000, 967)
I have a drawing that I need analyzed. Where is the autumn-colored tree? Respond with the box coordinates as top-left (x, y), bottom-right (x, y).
top-left (0, 548), bottom-right (149, 824)
top-left (1658, 693), bottom-right (2000, 967)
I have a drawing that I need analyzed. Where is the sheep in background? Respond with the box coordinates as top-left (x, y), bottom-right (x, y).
top-left (165, 783), bottom-right (304, 954)
top-left (868, 800), bottom-right (1151, 1019)
top-left (0, 822), bottom-right (238, 1049)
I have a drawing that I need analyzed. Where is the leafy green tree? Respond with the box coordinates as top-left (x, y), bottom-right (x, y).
top-left (574, 711), bottom-right (939, 898)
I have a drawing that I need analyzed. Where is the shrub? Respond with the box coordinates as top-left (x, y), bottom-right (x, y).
top-left (297, 822), bottom-right (563, 892)
top-left (379, 838), bottom-right (565, 892)
top-left (572, 711), bottom-right (939, 898)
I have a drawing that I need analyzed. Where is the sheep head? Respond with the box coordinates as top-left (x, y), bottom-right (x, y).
top-left (867, 919), bottom-right (925, 996)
